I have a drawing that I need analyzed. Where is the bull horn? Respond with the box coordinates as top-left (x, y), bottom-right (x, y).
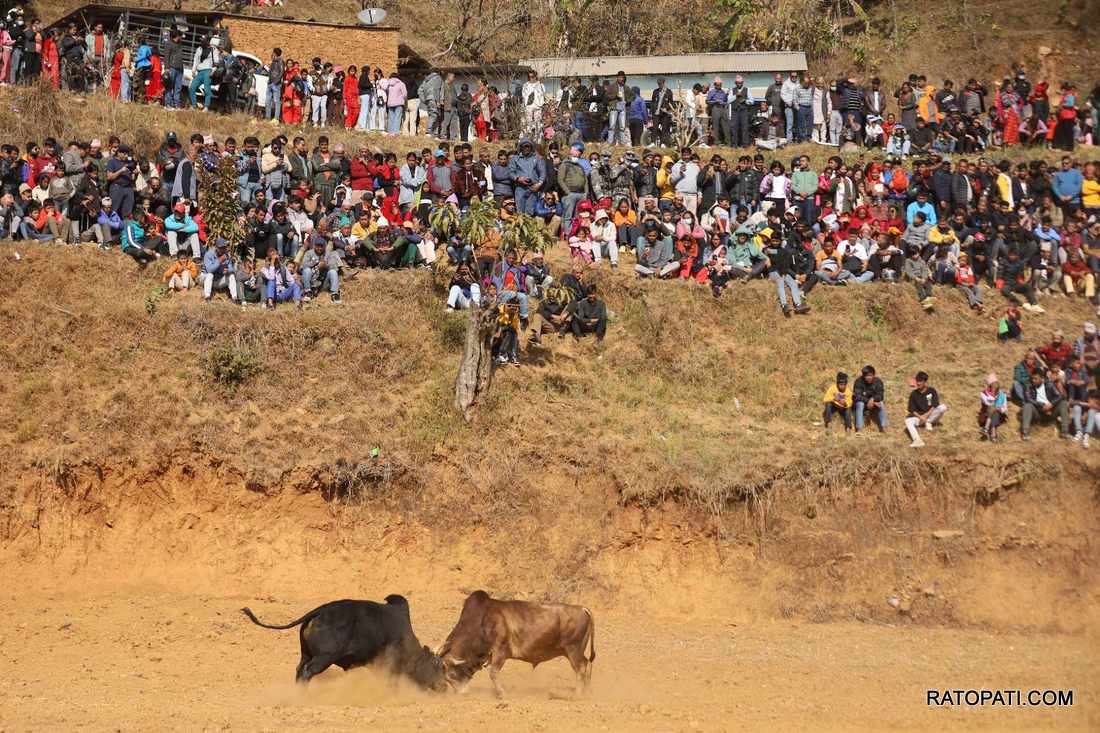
top-left (448, 657), bottom-right (465, 665)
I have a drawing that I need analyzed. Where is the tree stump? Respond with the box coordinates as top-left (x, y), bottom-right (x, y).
top-left (454, 300), bottom-right (499, 420)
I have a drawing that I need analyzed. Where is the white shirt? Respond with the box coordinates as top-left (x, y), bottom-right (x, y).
top-left (521, 81), bottom-right (545, 109)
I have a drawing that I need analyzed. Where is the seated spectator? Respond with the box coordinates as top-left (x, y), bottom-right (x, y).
top-left (1013, 350), bottom-right (1044, 401)
top-left (902, 246), bottom-right (935, 311)
top-left (568, 225), bottom-right (595, 263)
top-left (954, 252), bottom-right (982, 311)
top-left (635, 227), bottom-right (678, 279)
top-left (570, 285), bottom-right (607, 342)
top-left (813, 237), bottom-right (851, 285)
top-left (164, 201), bottom-right (201, 259)
top-left (905, 371), bottom-right (948, 448)
top-left (978, 373), bottom-right (1009, 442)
top-left (1061, 248), bottom-right (1095, 300)
top-left (838, 228), bottom-right (875, 283)
top-left (119, 209), bottom-right (160, 266)
top-left (261, 251), bottom-right (301, 310)
top-left (238, 258), bottom-right (264, 305)
top-left (491, 250), bottom-right (529, 321)
top-left (529, 283), bottom-right (573, 345)
top-left (446, 236), bottom-right (473, 265)
top-left (446, 261), bottom-right (480, 311)
top-left (162, 250), bottom-right (198, 292)
top-left (202, 238), bottom-right (239, 303)
top-left (998, 306), bottom-right (1023, 341)
top-left (1039, 329), bottom-right (1073, 368)
top-left (853, 365), bottom-right (886, 433)
top-left (1066, 355), bottom-right (1092, 443)
top-left (19, 202), bottom-right (59, 242)
top-left (300, 234), bottom-right (342, 304)
top-left (762, 233), bottom-right (810, 315)
top-left (589, 209), bottom-right (618, 268)
top-left (523, 250), bottom-right (552, 299)
top-left (492, 301), bottom-right (522, 366)
top-left (727, 229), bottom-right (766, 281)
top-left (1075, 322), bottom-right (1100, 387)
top-left (822, 371), bottom-right (853, 433)
top-left (1077, 390), bottom-right (1099, 449)
top-left (1019, 369), bottom-right (1070, 440)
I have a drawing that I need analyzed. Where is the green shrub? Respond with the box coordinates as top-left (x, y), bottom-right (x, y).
top-left (206, 346), bottom-right (259, 394)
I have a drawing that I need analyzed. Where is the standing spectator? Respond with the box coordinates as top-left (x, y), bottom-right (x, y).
top-left (162, 28), bottom-right (184, 109)
top-left (521, 71), bottom-right (546, 141)
top-left (384, 72), bottom-right (407, 135)
top-left (266, 49), bottom-right (284, 122)
top-left (905, 371), bottom-right (948, 448)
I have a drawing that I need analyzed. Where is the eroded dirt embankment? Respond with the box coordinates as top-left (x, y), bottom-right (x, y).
top-left (3, 452), bottom-right (1098, 633)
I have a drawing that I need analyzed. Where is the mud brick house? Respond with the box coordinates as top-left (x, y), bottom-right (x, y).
top-left (48, 4), bottom-right (400, 74)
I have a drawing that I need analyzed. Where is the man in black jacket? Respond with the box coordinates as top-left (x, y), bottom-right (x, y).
top-left (571, 285), bottom-right (607, 341)
top-left (763, 233), bottom-right (810, 316)
top-left (1020, 371), bottom-right (1070, 440)
top-left (853, 365), bottom-right (886, 432)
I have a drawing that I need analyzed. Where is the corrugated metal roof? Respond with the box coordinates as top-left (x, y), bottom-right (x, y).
top-left (520, 52), bottom-right (807, 78)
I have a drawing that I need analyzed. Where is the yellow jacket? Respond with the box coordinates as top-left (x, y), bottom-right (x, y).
top-left (162, 259), bottom-right (198, 283)
top-left (656, 156), bottom-right (676, 201)
top-left (822, 384), bottom-right (853, 407)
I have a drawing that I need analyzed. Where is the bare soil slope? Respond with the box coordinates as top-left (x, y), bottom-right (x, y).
top-left (1, 241), bottom-right (1098, 728)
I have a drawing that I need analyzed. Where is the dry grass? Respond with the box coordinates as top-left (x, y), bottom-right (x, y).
top-left (2, 236), bottom-right (1096, 522)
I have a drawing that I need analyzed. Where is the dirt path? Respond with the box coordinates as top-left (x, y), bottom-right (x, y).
top-left (1, 587), bottom-right (1095, 731)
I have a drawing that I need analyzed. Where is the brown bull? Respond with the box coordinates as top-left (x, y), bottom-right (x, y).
top-left (437, 590), bottom-right (595, 697)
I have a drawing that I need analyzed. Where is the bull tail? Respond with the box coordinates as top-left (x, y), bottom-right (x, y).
top-left (583, 607), bottom-right (596, 664)
top-left (241, 606), bottom-right (319, 630)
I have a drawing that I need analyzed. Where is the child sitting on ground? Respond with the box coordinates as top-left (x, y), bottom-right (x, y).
top-left (997, 306), bottom-right (1022, 341)
top-left (162, 250), bottom-right (198, 292)
top-left (978, 373), bottom-right (1008, 442)
top-left (493, 301), bottom-right (521, 366)
top-left (902, 246), bottom-right (935, 311)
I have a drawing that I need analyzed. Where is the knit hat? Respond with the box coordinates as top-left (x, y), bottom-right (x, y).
top-left (986, 373), bottom-right (998, 386)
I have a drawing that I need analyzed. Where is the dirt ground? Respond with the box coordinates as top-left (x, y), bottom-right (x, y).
top-left (1, 582), bottom-right (1096, 732)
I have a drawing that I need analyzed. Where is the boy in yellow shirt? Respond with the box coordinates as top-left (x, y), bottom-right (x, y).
top-left (822, 371), bottom-right (854, 432)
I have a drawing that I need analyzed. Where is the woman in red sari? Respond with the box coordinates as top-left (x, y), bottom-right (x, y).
top-left (108, 47), bottom-right (124, 98)
top-left (145, 54), bottom-right (164, 103)
top-left (42, 30), bottom-right (60, 89)
top-left (343, 65), bottom-right (360, 129)
top-left (281, 64), bottom-right (303, 125)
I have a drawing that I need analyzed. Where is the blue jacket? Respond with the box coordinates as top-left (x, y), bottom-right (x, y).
top-left (532, 198), bottom-right (562, 221)
top-left (1052, 169), bottom-right (1083, 203)
top-left (134, 44), bottom-right (153, 69)
top-left (508, 153), bottom-right (546, 188)
top-left (627, 94), bottom-right (649, 123)
top-left (97, 210), bottom-right (121, 231)
top-left (906, 200), bottom-right (937, 226)
top-left (203, 248), bottom-right (235, 277)
top-left (164, 212), bottom-right (199, 234)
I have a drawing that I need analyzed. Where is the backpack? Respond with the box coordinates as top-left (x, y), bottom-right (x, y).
top-left (561, 160), bottom-right (587, 193)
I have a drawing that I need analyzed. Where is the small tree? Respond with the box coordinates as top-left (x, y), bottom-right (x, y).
top-left (197, 157), bottom-right (245, 252)
top-left (499, 213), bottom-right (556, 259)
top-left (452, 211), bottom-right (553, 420)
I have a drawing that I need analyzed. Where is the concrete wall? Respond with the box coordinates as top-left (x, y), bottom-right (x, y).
top-left (220, 18), bottom-right (399, 76)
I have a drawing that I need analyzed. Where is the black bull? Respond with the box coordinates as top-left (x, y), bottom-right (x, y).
top-left (241, 595), bottom-right (447, 690)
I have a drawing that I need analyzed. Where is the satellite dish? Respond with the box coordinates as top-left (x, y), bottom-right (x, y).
top-left (357, 8), bottom-right (387, 25)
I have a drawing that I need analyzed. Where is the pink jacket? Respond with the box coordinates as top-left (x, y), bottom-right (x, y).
top-left (383, 77), bottom-right (407, 107)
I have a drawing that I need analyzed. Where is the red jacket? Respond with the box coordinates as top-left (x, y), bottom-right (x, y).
top-left (349, 158), bottom-right (375, 191)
